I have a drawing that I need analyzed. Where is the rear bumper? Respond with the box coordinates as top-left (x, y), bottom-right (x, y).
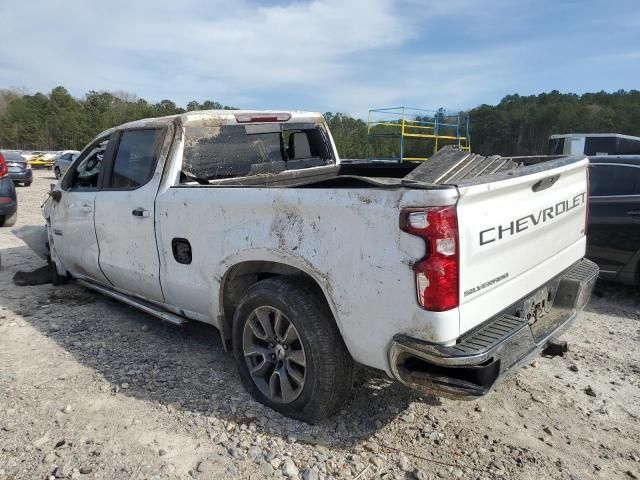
top-left (9, 171), bottom-right (32, 182)
top-left (0, 177), bottom-right (17, 220)
top-left (0, 199), bottom-right (17, 225)
top-left (0, 201), bottom-right (17, 216)
top-left (388, 258), bottom-right (599, 398)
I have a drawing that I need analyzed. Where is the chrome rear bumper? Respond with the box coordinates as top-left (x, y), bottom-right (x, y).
top-left (388, 258), bottom-right (599, 398)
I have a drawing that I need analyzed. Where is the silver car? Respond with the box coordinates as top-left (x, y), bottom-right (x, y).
top-left (53, 150), bottom-right (80, 179)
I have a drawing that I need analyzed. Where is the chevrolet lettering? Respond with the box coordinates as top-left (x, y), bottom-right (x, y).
top-left (479, 192), bottom-right (586, 246)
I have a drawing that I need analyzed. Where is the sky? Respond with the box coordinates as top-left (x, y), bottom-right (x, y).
top-left (1, 0), bottom-right (639, 118)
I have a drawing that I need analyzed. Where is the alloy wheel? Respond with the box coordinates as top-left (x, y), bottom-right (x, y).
top-left (242, 306), bottom-right (307, 403)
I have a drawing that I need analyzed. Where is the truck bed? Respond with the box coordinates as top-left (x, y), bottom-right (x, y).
top-left (183, 146), bottom-right (576, 190)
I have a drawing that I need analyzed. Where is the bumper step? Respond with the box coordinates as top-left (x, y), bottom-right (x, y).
top-left (388, 258), bottom-right (599, 398)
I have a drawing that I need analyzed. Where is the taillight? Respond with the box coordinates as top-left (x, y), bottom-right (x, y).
top-left (400, 206), bottom-right (459, 311)
top-left (0, 152), bottom-right (7, 178)
top-left (234, 112), bottom-right (292, 123)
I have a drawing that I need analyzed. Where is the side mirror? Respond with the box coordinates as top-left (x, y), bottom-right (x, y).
top-left (50, 190), bottom-right (62, 203)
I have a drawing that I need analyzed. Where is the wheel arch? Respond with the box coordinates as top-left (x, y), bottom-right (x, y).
top-left (218, 260), bottom-right (342, 351)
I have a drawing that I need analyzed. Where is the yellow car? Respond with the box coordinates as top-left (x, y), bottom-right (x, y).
top-left (28, 153), bottom-right (54, 169)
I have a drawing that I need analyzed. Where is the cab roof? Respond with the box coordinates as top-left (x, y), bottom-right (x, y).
top-left (98, 110), bottom-right (325, 137)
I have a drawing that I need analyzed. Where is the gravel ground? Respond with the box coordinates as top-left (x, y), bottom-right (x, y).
top-left (0, 169), bottom-right (639, 480)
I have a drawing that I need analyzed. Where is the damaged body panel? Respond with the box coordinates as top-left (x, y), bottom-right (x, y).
top-left (42, 109), bottom-right (595, 420)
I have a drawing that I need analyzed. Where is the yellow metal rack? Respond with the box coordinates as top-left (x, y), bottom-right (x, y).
top-left (366, 107), bottom-right (471, 162)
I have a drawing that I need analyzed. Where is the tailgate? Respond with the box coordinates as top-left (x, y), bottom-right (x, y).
top-left (455, 156), bottom-right (589, 334)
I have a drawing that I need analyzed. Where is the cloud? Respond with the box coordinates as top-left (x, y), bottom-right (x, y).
top-left (0, 0), bottom-right (413, 100)
top-left (1, 0), bottom-right (639, 117)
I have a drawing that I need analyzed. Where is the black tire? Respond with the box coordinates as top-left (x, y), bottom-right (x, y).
top-left (54, 167), bottom-right (60, 179)
top-left (25, 182), bottom-right (32, 187)
top-left (232, 276), bottom-right (354, 423)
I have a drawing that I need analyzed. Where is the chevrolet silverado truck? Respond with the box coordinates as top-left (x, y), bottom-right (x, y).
top-left (42, 110), bottom-right (598, 422)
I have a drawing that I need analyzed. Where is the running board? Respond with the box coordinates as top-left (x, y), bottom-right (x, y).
top-left (76, 279), bottom-right (187, 326)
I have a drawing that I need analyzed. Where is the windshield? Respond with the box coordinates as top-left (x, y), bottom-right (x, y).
top-left (182, 123), bottom-right (334, 181)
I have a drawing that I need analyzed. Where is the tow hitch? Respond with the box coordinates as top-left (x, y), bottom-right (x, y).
top-left (542, 339), bottom-right (569, 357)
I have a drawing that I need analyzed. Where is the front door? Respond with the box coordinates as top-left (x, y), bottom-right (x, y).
top-left (94, 127), bottom-right (168, 303)
top-left (50, 136), bottom-right (113, 283)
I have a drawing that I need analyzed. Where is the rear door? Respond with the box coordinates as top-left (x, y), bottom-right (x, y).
top-left (587, 163), bottom-right (640, 276)
top-left (94, 127), bottom-right (169, 303)
top-left (50, 136), bottom-right (114, 283)
top-left (455, 158), bottom-right (589, 334)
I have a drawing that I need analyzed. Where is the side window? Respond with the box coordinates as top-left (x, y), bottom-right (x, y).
top-left (107, 129), bottom-right (164, 189)
top-left (566, 137), bottom-right (585, 155)
top-left (589, 164), bottom-right (640, 197)
top-left (547, 138), bottom-right (564, 155)
top-left (67, 138), bottom-right (109, 190)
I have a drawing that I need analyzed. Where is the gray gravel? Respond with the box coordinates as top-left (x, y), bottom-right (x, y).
top-left (0, 170), bottom-right (639, 479)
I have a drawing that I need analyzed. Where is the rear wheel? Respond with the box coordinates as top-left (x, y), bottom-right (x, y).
top-left (24, 182), bottom-right (32, 187)
top-left (232, 276), bottom-right (354, 423)
top-left (54, 167), bottom-right (61, 179)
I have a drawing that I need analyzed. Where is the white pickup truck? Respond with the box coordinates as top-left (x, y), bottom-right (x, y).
top-left (43, 110), bottom-right (598, 422)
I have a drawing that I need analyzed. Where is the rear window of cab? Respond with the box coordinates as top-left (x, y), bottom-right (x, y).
top-left (181, 123), bottom-right (334, 182)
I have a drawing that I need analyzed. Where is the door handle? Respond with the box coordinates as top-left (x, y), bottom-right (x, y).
top-left (626, 210), bottom-right (640, 217)
top-left (132, 207), bottom-right (150, 218)
top-left (80, 205), bottom-right (92, 213)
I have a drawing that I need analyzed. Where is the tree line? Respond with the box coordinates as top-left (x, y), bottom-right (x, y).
top-left (0, 87), bottom-right (235, 151)
top-left (1, 86), bottom-right (639, 158)
top-left (326, 90), bottom-right (640, 158)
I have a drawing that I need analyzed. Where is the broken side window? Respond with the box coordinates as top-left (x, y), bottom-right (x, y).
top-left (107, 129), bottom-right (164, 189)
top-left (66, 138), bottom-right (110, 190)
top-left (181, 123), bottom-right (334, 182)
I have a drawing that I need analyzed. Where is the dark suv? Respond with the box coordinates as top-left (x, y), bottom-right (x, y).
top-left (587, 155), bottom-right (640, 284)
top-left (0, 151), bottom-right (17, 227)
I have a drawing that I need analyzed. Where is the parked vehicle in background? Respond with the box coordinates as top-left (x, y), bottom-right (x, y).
top-left (548, 133), bottom-right (640, 156)
top-left (53, 150), bottom-right (80, 179)
top-left (1, 150), bottom-right (33, 186)
top-left (587, 155), bottom-right (640, 285)
top-left (0, 152), bottom-right (17, 227)
top-left (43, 110), bottom-right (597, 421)
top-left (29, 151), bottom-right (56, 169)
top-left (21, 150), bottom-right (45, 162)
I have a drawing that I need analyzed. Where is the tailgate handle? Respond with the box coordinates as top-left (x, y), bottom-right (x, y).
top-left (532, 174), bottom-right (560, 192)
